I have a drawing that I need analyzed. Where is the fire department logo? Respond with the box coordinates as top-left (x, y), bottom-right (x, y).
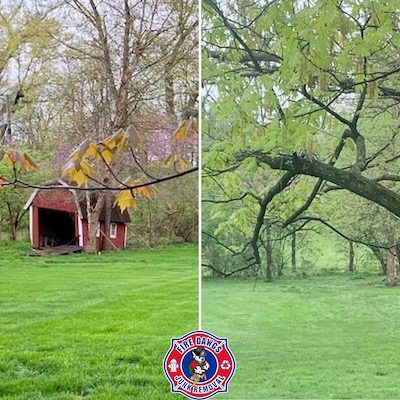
top-left (163, 330), bottom-right (235, 399)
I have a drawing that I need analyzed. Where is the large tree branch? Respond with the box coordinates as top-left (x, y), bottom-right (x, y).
top-left (204, 0), bottom-right (264, 74)
top-left (236, 151), bottom-right (400, 219)
top-left (207, 48), bottom-right (281, 65)
top-left (12, 167), bottom-right (198, 192)
top-left (202, 261), bottom-right (258, 277)
top-left (281, 127), bottom-right (352, 227)
top-left (295, 216), bottom-right (394, 251)
top-left (250, 171), bottom-right (295, 268)
top-left (300, 85), bottom-right (352, 127)
top-left (282, 178), bottom-right (323, 228)
top-left (202, 192), bottom-right (260, 203)
top-left (202, 231), bottom-right (244, 255)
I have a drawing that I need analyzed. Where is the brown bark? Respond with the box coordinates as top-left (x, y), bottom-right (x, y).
top-left (147, 200), bottom-right (153, 247)
top-left (6, 202), bottom-right (16, 241)
top-left (101, 191), bottom-right (112, 251)
top-left (162, 13), bottom-right (197, 116)
top-left (251, 172), bottom-right (294, 278)
top-left (368, 246), bottom-right (386, 274)
top-left (386, 229), bottom-right (398, 286)
top-left (291, 232), bottom-right (296, 273)
top-left (87, 0), bottom-right (117, 101)
top-left (11, 223), bottom-right (17, 241)
top-left (348, 241), bottom-right (355, 272)
top-left (265, 225), bottom-right (273, 282)
top-left (75, 0), bottom-right (134, 131)
top-left (236, 151), bottom-right (400, 219)
top-left (165, 73), bottom-right (175, 115)
top-left (85, 190), bottom-right (91, 227)
top-left (86, 194), bottom-right (105, 253)
top-left (112, 0), bottom-right (135, 130)
top-left (6, 202), bottom-right (27, 241)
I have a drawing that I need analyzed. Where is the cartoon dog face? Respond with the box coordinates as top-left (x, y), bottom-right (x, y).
top-left (192, 347), bottom-right (206, 363)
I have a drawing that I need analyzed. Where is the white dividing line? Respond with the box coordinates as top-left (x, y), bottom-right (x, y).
top-left (198, 0), bottom-right (203, 331)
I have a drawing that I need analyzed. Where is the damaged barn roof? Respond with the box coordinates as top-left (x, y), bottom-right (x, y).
top-left (24, 179), bottom-right (131, 223)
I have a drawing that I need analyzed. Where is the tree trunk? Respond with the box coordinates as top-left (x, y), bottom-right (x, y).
top-left (291, 232), bottom-right (296, 273)
top-left (6, 202), bottom-right (16, 240)
top-left (265, 225), bottom-right (273, 282)
top-left (11, 222), bottom-right (17, 241)
top-left (9, 208), bottom-right (27, 241)
top-left (165, 72), bottom-right (175, 115)
top-left (348, 241), bottom-right (355, 272)
top-left (386, 229), bottom-right (398, 286)
top-left (397, 242), bottom-right (400, 274)
top-left (251, 172), bottom-right (294, 279)
top-left (86, 194), bottom-right (106, 253)
top-left (85, 189), bottom-right (91, 227)
top-left (276, 239), bottom-right (285, 277)
top-left (147, 200), bottom-right (153, 247)
top-left (101, 191), bottom-right (112, 251)
top-left (370, 246), bottom-right (386, 274)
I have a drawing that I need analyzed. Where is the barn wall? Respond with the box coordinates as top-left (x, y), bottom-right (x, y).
top-left (29, 187), bottom-right (128, 250)
top-left (31, 188), bottom-right (78, 249)
top-left (82, 220), bottom-right (126, 250)
top-left (120, 224), bottom-right (127, 249)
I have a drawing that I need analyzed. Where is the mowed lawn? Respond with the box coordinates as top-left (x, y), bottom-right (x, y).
top-left (0, 241), bottom-right (197, 400)
top-left (203, 274), bottom-right (400, 399)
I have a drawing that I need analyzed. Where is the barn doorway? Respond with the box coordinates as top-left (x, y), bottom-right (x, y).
top-left (38, 208), bottom-right (76, 247)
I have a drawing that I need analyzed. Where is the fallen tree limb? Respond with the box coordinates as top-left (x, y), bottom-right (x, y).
top-left (236, 151), bottom-right (400, 219)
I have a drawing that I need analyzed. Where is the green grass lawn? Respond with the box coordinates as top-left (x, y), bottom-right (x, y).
top-left (203, 274), bottom-right (400, 399)
top-left (0, 241), bottom-right (197, 400)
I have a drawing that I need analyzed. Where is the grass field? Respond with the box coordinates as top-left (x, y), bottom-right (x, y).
top-left (203, 274), bottom-right (400, 399)
top-left (0, 241), bottom-right (197, 400)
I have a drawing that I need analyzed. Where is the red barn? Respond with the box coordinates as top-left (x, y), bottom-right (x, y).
top-left (24, 181), bottom-right (130, 251)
